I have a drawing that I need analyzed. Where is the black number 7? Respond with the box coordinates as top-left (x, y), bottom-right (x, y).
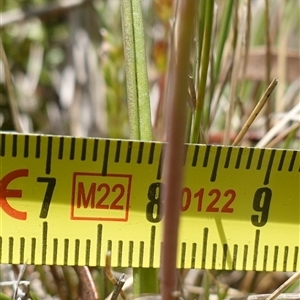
top-left (37, 177), bottom-right (56, 219)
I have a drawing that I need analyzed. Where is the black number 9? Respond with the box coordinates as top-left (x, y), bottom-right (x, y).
top-left (251, 187), bottom-right (272, 227)
top-left (146, 182), bottom-right (163, 223)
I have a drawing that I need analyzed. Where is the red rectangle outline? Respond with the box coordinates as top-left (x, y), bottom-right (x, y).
top-left (71, 172), bottom-right (132, 221)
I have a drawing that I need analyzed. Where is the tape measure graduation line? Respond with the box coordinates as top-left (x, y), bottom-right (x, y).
top-left (0, 132), bottom-right (299, 271)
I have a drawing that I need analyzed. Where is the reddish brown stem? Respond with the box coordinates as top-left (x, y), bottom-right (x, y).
top-left (161, 0), bottom-right (198, 299)
top-left (74, 266), bottom-right (99, 300)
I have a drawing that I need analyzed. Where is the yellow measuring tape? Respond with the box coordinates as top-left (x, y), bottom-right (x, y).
top-left (0, 132), bottom-right (299, 271)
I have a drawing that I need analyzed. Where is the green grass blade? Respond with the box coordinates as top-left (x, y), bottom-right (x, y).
top-left (133, 268), bottom-right (158, 295)
top-left (194, 0), bottom-right (206, 85)
top-left (121, 0), bottom-right (140, 140)
top-left (191, 0), bottom-right (214, 143)
top-left (121, 0), bottom-right (156, 295)
top-left (132, 0), bottom-right (153, 141)
top-left (214, 0), bottom-right (234, 85)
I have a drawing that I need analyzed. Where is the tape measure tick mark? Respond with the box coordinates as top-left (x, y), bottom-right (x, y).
top-left (20, 237), bottom-right (25, 264)
top-left (288, 151), bottom-right (297, 171)
top-left (102, 140), bottom-right (110, 176)
top-left (35, 135), bottom-right (41, 158)
top-left (126, 141), bottom-right (133, 163)
top-left (107, 240), bottom-right (112, 254)
top-left (9, 237), bottom-right (13, 263)
top-left (0, 134), bottom-right (5, 156)
top-left (264, 149), bottom-right (276, 184)
top-left (293, 247), bottom-right (299, 271)
top-left (42, 221), bottom-right (48, 264)
top-left (128, 241), bottom-right (134, 267)
top-left (283, 246), bottom-right (289, 272)
top-left (139, 241), bottom-right (144, 267)
top-left (118, 241), bottom-right (123, 267)
top-left (235, 147), bottom-right (243, 169)
top-left (278, 150), bottom-right (286, 171)
top-left (137, 142), bottom-right (144, 164)
top-left (180, 243), bottom-right (186, 269)
top-left (252, 230), bottom-right (260, 270)
top-left (203, 145), bottom-right (211, 167)
top-left (70, 137), bottom-right (76, 160)
top-left (212, 244), bottom-right (217, 269)
top-left (75, 239), bottom-right (80, 265)
top-left (81, 139), bottom-right (87, 161)
top-left (257, 149), bottom-right (265, 170)
top-left (149, 226), bottom-right (156, 267)
top-left (74, 239), bottom-right (80, 266)
top-left (224, 147), bottom-right (232, 168)
top-left (210, 146), bottom-right (221, 182)
top-left (156, 144), bottom-right (164, 180)
top-left (201, 227), bottom-right (208, 269)
top-left (96, 224), bottom-right (103, 266)
top-left (243, 245), bottom-right (248, 270)
top-left (53, 239), bottom-right (58, 265)
top-left (58, 136), bottom-right (64, 159)
top-left (12, 134), bottom-right (17, 157)
top-left (115, 140), bottom-right (122, 162)
top-left (64, 239), bottom-right (69, 265)
top-left (192, 145), bottom-right (199, 167)
top-left (45, 137), bottom-right (52, 174)
top-left (191, 243), bottom-right (197, 268)
top-left (31, 238), bottom-right (36, 264)
top-left (222, 244), bottom-right (228, 269)
top-left (232, 244), bottom-right (238, 270)
top-left (92, 139), bottom-right (98, 161)
top-left (148, 143), bottom-right (155, 164)
top-left (273, 246), bottom-right (279, 271)
top-left (85, 239), bottom-right (91, 265)
top-left (263, 245), bottom-right (268, 271)
top-left (24, 135), bottom-right (29, 158)
top-left (246, 148), bottom-right (254, 169)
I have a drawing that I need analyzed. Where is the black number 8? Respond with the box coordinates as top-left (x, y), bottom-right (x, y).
top-left (146, 182), bottom-right (163, 223)
top-left (251, 187), bottom-right (272, 227)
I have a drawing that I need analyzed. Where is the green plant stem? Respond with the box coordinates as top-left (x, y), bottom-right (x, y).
top-left (131, 0), bottom-right (152, 141)
top-left (121, 0), bottom-right (140, 140)
top-left (0, 39), bottom-right (22, 132)
top-left (188, 0), bottom-right (205, 141)
top-left (224, 1), bottom-right (245, 145)
top-left (264, 0), bottom-right (272, 131)
top-left (191, 0), bottom-right (214, 143)
top-left (121, 0), bottom-right (152, 141)
top-left (214, 0), bottom-right (234, 85)
top-left (133, 268), bottom-right (158, 295)
top-left (204, 271), bottom-right (210, 300)
top-left (185, 108), bottom-right (193, 143)
top-left (121, 0), bottom-right (155, 295)
top-left (282, 124), bottom-right (299, 149)
top-left (194, 0), bottom-right (206, 85)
